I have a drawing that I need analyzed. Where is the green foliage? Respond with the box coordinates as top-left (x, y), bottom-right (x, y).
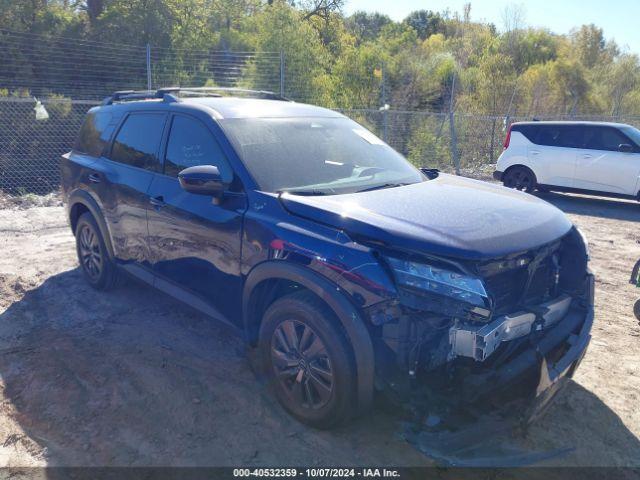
top-left (406, 117), bottom-right (450, 168)
top-left (241, 1), bottom-right (329, 100)
top-left (345, 11), bottom-right (391, 43)
top-left (45, 94), bottom-right (72, 118)
top-left (403, 10), bottom-right (445, 41)
top-left (2, 0), bottom-right (640, 159)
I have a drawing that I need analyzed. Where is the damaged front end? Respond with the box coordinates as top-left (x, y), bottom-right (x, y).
top-left (369, 226), bottom-right (593, 425)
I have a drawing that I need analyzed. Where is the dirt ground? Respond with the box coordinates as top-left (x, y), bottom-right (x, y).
top-left (0, 190), bottom-right (639, 467)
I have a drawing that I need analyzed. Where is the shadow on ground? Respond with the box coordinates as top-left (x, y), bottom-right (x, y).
top-left (1, 268), bottom-right (639, 467)
top-left (535, 192), bottom-right (640, 222)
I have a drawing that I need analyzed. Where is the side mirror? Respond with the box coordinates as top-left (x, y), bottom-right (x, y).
top-left (619, 143), bottom-right (634, 153)
top-left (420, 167), bottom-right (440, 179)
top-left (178, 165), bottom-right (230, 200)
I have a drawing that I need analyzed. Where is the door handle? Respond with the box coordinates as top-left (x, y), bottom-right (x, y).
top-left (582, 154), bottom-right (593, 159)
top-left (149, 196), bottom-right (166, 208)
top-left (530, 150), bottom-right (541, 156)
top-left (88, 173), bottom-right (101, 184)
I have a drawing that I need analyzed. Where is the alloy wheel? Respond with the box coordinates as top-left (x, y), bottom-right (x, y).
top-left (505, 169), bottom-right (533, 191)
top-left (270, 319), bottom-right (334, 410)
top-left (79, 224), bottom-right (103, 280)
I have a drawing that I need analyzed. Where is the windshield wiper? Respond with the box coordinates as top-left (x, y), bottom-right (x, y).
top-left (355, 182), bottom-right (412, 193)
top-left (280, 189), bottom-right (331, 196)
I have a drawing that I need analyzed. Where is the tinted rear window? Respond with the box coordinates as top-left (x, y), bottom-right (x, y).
top-left (110, 113), bottom-right (166, 171)
top-left (513, 124), bottom-right (582, 148)
top-left (74, 111), bottom-right (113, 157)
top-left (511, 124), bottom-right (540, 143)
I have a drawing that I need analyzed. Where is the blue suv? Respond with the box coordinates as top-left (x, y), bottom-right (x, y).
top-left (61, 88), bottom-right (593, 429)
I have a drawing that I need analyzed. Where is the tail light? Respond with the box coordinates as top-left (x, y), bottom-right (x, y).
top-left (503, 125), bottom-right (513, 150)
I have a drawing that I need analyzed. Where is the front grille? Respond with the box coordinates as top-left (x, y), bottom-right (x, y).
top-left (483, 252), bottom-right (558, 314)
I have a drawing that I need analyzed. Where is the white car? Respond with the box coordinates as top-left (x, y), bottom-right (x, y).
top-left (494, 121), bottom-right (640, 200)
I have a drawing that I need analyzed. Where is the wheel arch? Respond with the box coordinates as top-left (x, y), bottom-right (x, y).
top-left (242, 261), bottom-right (374, 412)
top-left (503, 163), bottom-right (537, 179)
top-left (68, 189), bottom-right (115, 259)
top-left (503, 163), bottom-right (539, 188)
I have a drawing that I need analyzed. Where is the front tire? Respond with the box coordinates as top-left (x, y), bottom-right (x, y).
top-left (259, 291), bottom-right (356, 429)
top-left (503, 166), bottom-right (537, 193)
top-left (75, 212), bottom-right (121, 290)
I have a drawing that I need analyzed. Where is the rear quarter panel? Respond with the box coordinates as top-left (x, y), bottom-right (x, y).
top-left (497, 132), bottom-right (558, 186)
top-left (496, 132), bottom-right (529, 172)
top-left (60, 151), bottom-right (96, 202)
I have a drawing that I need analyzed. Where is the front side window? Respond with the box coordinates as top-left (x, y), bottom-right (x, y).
top-left (110, 113), bottom-right (166, 171)
top-left (74, 111), bottom-right (113, 157)
top-left (221, 117), bottom-right (424, 194)
top-left (584, 127), bottom-right (633, 152)
top-left (621, 126), bottom-right (640, 149)
top-left (164, 115), bottom-right (232, 181)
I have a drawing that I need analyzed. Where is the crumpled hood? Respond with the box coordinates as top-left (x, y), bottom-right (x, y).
top-left (279, 174), bottom-right (573, 260)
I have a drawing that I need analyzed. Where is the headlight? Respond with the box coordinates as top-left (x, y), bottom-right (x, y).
top-left (386, 257), bottom-right (489, 308)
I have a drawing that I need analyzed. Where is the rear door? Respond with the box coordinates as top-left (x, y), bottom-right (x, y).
top-left (62, 109), bottom-right (118, 202)
top-left (146, 113), bottom-right (247, 322)
top-left (93, 112), bottom-right (167, 265)
top-left (573, 126), bottom-right (640, 195)
top-left (527, 125), bottom-right (581, 188)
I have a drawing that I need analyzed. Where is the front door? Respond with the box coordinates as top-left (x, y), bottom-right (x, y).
top-left (146, 114), bottom-right (247, 322)
top-left (573, 126), bottom-right (640, 195)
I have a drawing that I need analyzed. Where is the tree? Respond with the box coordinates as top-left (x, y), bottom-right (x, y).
top-left (550, 58), bottom-right (590, 115)
top-left (607, 54), bottom-right (640, 116)
top-left (572, 24), bottom-right (606, 68)
top-left (345, 11), bottom-right (391, 43)
top-left (298, 0), bottom-right (343, 22)
top-left (242, 1), bottom-right (329, 101)
top-left (84, 0), bottom-right (107, 26)
top-left (403, 10), bottom-right (444, 40)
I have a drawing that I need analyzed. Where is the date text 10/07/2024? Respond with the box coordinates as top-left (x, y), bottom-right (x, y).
top-left (233, 468), bottom-right (401, 478)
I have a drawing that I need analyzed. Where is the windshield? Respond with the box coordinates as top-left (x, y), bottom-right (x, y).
top-left (621, 125), bottom-right (640, 147)
top-left (221, 117), bottom-right (424, 195)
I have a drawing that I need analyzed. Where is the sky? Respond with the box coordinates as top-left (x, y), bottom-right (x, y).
top-left (343, 0), bottom-right (640, 54)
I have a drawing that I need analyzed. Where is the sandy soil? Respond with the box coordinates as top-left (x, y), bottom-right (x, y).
top-left (0, 191), bottom-right (639, 467)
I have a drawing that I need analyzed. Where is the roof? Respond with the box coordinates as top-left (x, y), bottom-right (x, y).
top-left (96, 93), bottom-right (344, 120)
top-left (180, 97), bottom-right (343, 119)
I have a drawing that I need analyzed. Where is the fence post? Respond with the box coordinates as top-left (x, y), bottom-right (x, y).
top-left (448, 74), bottom-right (460, 175)
top-left (146, 43), bottom-right (152, 90)
top-left (381, 66), bottom-right (388, 143)
top-left (279, 50), bottom-right (285, 97)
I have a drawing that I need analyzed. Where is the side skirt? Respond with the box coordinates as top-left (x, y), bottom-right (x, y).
top-left (538, 184), bottom-right (639, 201)
top-left (120, 263), bottom-right (241, 335)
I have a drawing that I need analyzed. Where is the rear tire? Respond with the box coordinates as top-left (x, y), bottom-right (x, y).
top-left (75, 212), bottom-right (121, 290)
top-left (258, 290), bottom-right (356, 429)
top-left (503, 166), bottom-right (537, 193)
top-left (634, 299), bottom-right (640, 322)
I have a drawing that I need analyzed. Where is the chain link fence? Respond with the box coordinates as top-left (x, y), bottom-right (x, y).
top-left (345, 110), bottom-right (640, 175)
top-left (3, 28), bottom-right (640, 199)
top-left (0, 97), bottom-right (99, 196)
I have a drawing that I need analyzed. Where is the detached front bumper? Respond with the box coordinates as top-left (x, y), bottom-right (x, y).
top-left (460, 273), bottom-right (594, 404)
top-left (374, 272), bottom-right (594, 424)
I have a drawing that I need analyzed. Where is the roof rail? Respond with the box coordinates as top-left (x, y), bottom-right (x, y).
top-left (102, 87), bottom-right (291, 105)
top-left (159, 87), bottom-right (291, 101)
top-left (102, 90), bottom-right (164, 105)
